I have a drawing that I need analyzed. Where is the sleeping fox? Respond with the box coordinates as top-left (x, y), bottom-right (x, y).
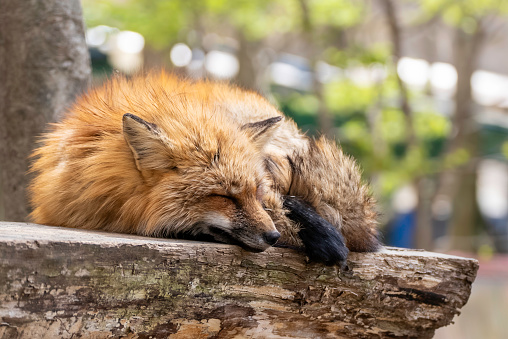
top-left (29, 72), bottom-right (379, 266)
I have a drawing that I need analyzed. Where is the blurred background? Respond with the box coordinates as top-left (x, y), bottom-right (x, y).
top-left (14, 0), bottom-right (508, 337)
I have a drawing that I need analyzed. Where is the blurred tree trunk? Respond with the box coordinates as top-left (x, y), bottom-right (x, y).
top-left (236, 31), bottom-right (263, 92)
top-left (446, 26), bottom-right (484, 251)
top-left (434, 25), bottom-right (484, 252)
top-left (297, 0), bottom-right (334, 138)
top-left (381, 0), bottom-right (414, 144)
top-left (0, 0), bottom-right (91, 221)
top-left (382, 0), bottom-right (434, 249)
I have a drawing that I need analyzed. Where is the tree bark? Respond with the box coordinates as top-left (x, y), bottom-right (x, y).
top-left (0, 222), bottom-right (478, 338)
top-left (0, 0), bottom-right (91, 221)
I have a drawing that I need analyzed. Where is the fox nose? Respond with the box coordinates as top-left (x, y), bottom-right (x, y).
top-left (263, 231), bottom-right (281, 246)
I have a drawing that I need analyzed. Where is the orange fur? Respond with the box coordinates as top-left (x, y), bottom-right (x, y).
top-left (29, 71), bottom-right (378, 253)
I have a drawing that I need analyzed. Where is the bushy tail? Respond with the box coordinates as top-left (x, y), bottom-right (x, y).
top-left (287, 137), bottom-right (380, 252)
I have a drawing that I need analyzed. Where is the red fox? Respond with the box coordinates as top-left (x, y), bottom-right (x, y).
top-left (29, 72), bottom-right (379, 266)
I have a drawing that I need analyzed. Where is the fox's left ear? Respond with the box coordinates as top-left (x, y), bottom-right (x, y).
top-left (241, 116), bottom-right (282, 149)
top-left (122, 113), bottom-right (175, 172)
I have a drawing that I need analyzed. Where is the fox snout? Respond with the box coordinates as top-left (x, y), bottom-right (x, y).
top-left (239, 203), bottom-right (280, 250)
top-left (231, 216), bottom-right (280, 252)
top-left (200, 201), bottom-right (280, 252)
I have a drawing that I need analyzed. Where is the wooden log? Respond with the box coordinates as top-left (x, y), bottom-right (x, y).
top-left (0, 222), bottom-right (478, 338)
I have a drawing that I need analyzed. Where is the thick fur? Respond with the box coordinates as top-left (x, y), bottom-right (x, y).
top-left (29, 72), bottom-right (379, 263)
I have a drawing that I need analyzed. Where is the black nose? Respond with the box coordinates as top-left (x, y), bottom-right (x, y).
top-left (263, 231), bottom-right (281, 246)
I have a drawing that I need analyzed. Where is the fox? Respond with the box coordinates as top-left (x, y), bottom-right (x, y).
top-left (29, 71), bottom-right (379, 266)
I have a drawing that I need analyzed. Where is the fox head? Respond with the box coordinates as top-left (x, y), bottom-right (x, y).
top-left (122, 111), bottom-right (282, 252)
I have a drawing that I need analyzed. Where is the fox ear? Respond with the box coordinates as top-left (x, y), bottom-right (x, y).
top-left (241, 116), bottom-right (282, 149)
top-left (122, 113), bottom-right (174, 171)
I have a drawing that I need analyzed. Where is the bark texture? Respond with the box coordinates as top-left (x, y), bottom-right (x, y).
top-left (0, 222), bottom-right (478, 338)
top-left (0, 0), bottom-right (91, 221)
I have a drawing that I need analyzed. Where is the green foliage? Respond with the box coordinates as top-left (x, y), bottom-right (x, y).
top-left (218, 0), bottom-right (300, 40)
top-left (413, 111), bottom-right (451, 140)
top-left (82, 0), bottom-right (508, 202)
top-left (324, 43), bottom-right (391, 68)
top-left (341, 119), bottom-right (371, 145)
top-left (324, 79), bottom-right (377, 114)
top-left (419, 0), bottom-right (508, 33)
top-left (83, 0), bottom-right (301, 47)
top-left (319, 67), bottom-right (452, 197)
top-left (502, 141), bottom-right (508, 159)
top-left (83, 0), bottom-right (189, 48)
top-left (286, 93), bottom-right (321, 116)
top-left (379, 108), bottom-right (407, 144)
top-left (308, 0), bottom-right (365, 27)
top-left (83, 0), bottom-right (371, 48)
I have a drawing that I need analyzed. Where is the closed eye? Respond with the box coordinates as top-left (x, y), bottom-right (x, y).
top-left (210, 194), bottom-right (236, 202)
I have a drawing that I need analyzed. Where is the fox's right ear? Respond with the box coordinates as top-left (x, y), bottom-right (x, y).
top-left (241, 116), bottom-right (282, 149)
top-left (122, 113), bottom-right (175, 171)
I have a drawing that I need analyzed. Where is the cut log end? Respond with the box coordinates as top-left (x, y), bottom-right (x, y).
top-left (0, 222), bottom-right (478, 338)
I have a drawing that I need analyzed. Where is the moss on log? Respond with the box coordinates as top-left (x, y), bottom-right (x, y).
top-left (0, 222), bottom-right (478, 338)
